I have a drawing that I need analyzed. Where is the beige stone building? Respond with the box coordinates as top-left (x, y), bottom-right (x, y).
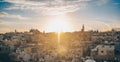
top-left (91, 44), bottom-right (115, 60)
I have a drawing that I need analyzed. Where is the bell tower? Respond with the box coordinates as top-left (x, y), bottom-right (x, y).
top-left (81, 24), bottom-right (84, 32)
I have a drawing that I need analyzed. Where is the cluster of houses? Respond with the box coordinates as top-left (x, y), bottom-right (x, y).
top-left (0, 28), bottom-right (120, 62)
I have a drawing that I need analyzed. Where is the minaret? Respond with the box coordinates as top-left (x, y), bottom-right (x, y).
top-left (15, 29), bottom-right (17, 33)
top-left (81, 24), bottom-right (84, 32)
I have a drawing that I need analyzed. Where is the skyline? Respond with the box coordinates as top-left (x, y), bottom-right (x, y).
top-left (0, 0), bottom-right (120, 33)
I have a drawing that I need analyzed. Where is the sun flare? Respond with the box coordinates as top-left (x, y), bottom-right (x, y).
top-left (46, 15), bottom-right (72, 33)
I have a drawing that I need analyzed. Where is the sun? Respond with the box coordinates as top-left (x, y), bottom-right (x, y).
top-left (46, 15), bottom-right (72, 33)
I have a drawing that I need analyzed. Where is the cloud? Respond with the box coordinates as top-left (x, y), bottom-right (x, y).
top-left (3, 0), bottom-right (90, 15)
top-left (0, 12), bottom-right (29, 20)
top-left (95, 0), bottom-right (110, 6)
top-left (0, 21), bottom-right (2, 23)
top-left (0, 20), bottom-right (8, 24)
top-left (3, 0), bottom-right (111, 15)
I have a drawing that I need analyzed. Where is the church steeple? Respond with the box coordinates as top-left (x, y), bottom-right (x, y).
top-left (81, 24), bottom-right (84, 32)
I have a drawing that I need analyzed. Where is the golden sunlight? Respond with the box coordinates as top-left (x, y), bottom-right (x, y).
top-left (46, 15), bottom-right (72, 33)
top-left (45, 15), bottom-right (72, 44)
top-left (57, 45), bottom-right (67, 55)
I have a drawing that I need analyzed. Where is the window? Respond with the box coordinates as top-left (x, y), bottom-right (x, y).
top-left (101, 51), bottom-right (104, 53)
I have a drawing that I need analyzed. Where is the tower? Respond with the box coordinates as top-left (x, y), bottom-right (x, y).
top-left (81, 24), bottom-right (84, 32)
top-left (15, 29), bottom-right (17, 33)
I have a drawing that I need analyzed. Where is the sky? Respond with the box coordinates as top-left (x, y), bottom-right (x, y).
top-left (0, 0), bottom-right (120, 33)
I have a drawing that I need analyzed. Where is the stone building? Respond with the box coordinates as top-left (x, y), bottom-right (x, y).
top-left (91, 44), bottom-right (115, 60)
